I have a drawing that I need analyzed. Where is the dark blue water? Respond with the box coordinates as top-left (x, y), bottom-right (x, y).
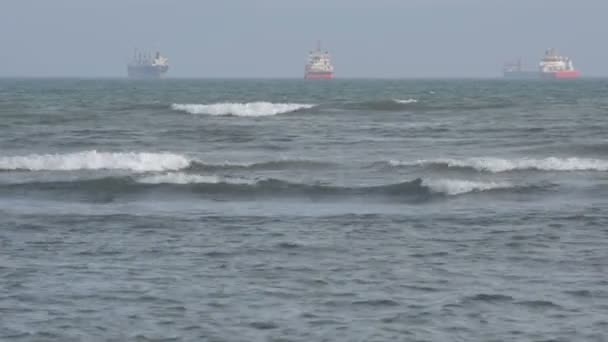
top-left (1, 78), bottom-right (607, 341)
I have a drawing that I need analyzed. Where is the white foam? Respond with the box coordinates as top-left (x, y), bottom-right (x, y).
top-left (423, 179), bottom-right (511, 195)
top-left (390, 157), bottom-right (608, 172)
top-left (138, 173), bottom-right (220, 184)
top-left (171, 102), bottom-right (315, 117)
top-left (393, 98), bottom-right (418, 104)
top-left (0, 151), bottom-right (191, 172)
top-left (138, 172), bottom-right (253, 185)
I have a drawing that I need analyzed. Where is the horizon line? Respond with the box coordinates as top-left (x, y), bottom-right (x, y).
top-left (1, 75), bottom-right (606, 80)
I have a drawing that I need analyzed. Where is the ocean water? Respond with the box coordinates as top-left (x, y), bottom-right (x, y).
top-left (1, 78), bottom-right (607, 341)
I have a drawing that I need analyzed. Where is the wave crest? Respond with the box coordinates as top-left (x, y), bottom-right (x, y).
top-left (138, 172), bottom-right (252, 185)
top-left (0, 151), bottom-right (191, 172)
top-left (393, 98), bottom-right (418, 104)
top-left (347, 99), bottom-right (420, 111)
top-left (187, 159), bottom-right (332, 172)
top-left (346, 98), bottom-right (516, 112)
top-left (171, 102), bottom-right (315, 117)
top-left (423, 179), bottom-right (511, 195)
top-left (389, 157), bottom-right (608, 172)
top-left (4, 175), bottom-right (544, 201)
top-left (0, 151), bottom-right (337, 174)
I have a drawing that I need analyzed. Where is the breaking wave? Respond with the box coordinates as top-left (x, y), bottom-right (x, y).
top-left (146, 176), bottom-right (510, 196)
top-left (3, 175), bottom-right (546, 201)
top-left (388, 157), bottom-right (608, 173)
top-left (0, 151), bottom-right (335, 173)
top-left (0, 151), bottom-right (190, 172)
top-left (422, 179), bottom-right (512, 195)
top-left (170, 98), bottom-right (516, 115)
top-left (171, 102), bottom-right (316, 117)
top-left (393, 98), bottom-right (418, 104)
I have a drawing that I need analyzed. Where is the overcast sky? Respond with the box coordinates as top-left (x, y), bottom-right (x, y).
top-left (0, 0), bottom-right (605, 78)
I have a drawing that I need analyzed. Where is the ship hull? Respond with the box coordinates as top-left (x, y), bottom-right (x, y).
top-left (127, 65), bottom-right (168, 79)
top-left (503, 70), bottom-right (581, 80)
top-left (503, 71), bottom-right (539, 79)
top-left (540, 70), bottom-right (581, 80)
top-left (305, 72), bottom-right (334, 80)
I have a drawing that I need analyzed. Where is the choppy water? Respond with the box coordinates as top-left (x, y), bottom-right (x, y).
top-left (1, 78), bottom-right (607, 341)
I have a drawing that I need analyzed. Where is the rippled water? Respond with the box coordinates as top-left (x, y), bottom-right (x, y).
top-left (1, 78), bottom-right (607, 341)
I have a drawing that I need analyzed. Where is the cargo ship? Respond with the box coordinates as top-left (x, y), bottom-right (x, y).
top-left (305, 41), bottom-right (334, 80)
top-left (539, 48), bottom-right (580, 79)
top-left (502, 49), bottom-right (580, 80)
top-left (127, 50), bottom-right (169, 79)
top-left (503, 58), bottom-right (538, 79)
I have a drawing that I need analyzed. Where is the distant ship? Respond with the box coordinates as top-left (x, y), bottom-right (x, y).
top-left (305, 41), bottom-right (334, 80)
top-left (503, 49), bottom-right (580, 80)
top-left (503, 58), bottom-right (538, 79)
top-left (539, 48), bottom-right (580, 80)
top-left (127, 50), bottom-right (169, 79)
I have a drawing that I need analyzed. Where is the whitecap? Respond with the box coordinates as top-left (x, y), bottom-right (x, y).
top-left (390, 157), bottom-right (608, 172)
top-left (393, 98), bottom-right (418, 104)
top-left (171, 102), bottom-right (315, 117)
top-left (0, 150), bottom-right (191, 172)
top-left (423, 179), bottom-right (512, 195)
top-left (137, 172), bottom-right (253, 185)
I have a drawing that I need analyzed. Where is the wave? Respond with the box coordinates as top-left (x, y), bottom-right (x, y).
top-left (171, 102), bottom-right (315, 117)
top-left (345, 98), bottom-right (513, 112)
top-left (346, 99), bottom-right (420, 111)
top-left (393, 98), bottom-right (418, 104)
top-left (3, 175), bottom-right (545, 201)
top-left (465, 293), bottom-right (514, 303)
top-left (2, 177), bottom-right (429, 201)
top-left (0, 151), bottom-right (190, 172)
top-left (422, 179), bottom-right (512, 195)
top-left (562, 142), bottom-right (608, 156)
top-left (137, 176), bottom-right (515, 197)
top-left (170, 98), bottom-right (514, 115)
top-left (0, 151), bottom-right (335, 173)
top-left (187, 159), bottom-right (333, 172)
top-left (138, 172), bottom-right (253, 185)
top-left (387, 157), bottom-right (608, 173)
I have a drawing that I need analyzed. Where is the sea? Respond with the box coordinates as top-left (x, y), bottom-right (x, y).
top-left (1, 78), bottom-right (607, 341)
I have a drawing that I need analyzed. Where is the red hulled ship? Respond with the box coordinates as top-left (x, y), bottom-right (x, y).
top-left (539, 48), bottom-right (581, 80)
top-left (305, 41), bottom-right (334, 80)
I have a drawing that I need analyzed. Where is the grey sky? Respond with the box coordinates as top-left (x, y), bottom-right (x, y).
top-left (1, 0), bottom-right (605, 78)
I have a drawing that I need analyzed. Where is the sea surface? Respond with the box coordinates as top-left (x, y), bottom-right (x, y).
top-left (1, 78), bottom-right (607, 341)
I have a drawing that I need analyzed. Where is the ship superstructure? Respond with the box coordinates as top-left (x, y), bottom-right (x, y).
top-left (502, 49), bottom-right (581, 80)
top-left (538, 48), bottom-right (580, 79)
top-left (127, 50), bottom-right (169, 79)
top-left (305, 41), bottom-right (334, 80)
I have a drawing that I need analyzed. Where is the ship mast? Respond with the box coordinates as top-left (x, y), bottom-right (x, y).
top-left (517, 57), bottom-right (522, 71)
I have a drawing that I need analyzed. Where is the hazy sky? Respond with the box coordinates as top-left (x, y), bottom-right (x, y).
top-left (1, 0), bottom-right (606, 78)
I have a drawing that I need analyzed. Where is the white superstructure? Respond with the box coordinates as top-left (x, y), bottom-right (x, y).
top-left (307, 51), bottom-right (334, 73)
top-left (539, 48), bottom-right (575, 73)
top-left (151, 53), bottom-right (169, 68)
top-left (305, 41), bottom-right (334, 79)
